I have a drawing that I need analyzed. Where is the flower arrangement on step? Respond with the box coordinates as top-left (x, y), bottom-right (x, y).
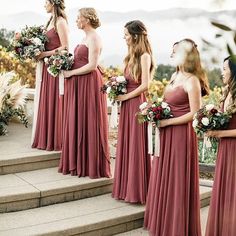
top-left (137, 98), bottom-right (173, 156)
top-left (0, 72), bottom-right (28, 135)
top-left (10, 25), bottom-right (48, 61)
top-left (101, 75), bottom-right (127, 128)
top-left (193, 103), bottom-right (232, 160)
top-left (44, 49), bottom-right (74, 77)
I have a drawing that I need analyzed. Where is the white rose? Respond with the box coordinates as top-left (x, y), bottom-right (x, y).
top-left (44, 57), bottom-right (49, 64)
top-left (116, 76), bottom-right (126, 83)
top-left (32, 37), bottom-right (42, 45)
top-left (205, 104), bottom-right (215, 111)
top-left (192, 119), bottom-right (198, 128)
top-left (106, 86), bottom-right (112, 94)
top-left (161, 102), bottom-right (168, 109)
top-left (201, 117), bottom-right (209, 126)
top-left (139, 102), bottom-right (148, 110)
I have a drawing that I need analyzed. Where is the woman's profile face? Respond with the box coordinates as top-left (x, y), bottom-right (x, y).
top-left (170, 44), bottom-right (178, 58)
top-left (44, 0), bottom-right (53, 13)
top-left (222, 60), bottom-right (231, 84)
top-left (123, 28), bottom-right (132, 46)
top-left (76, 13), bottom-right (88, 29)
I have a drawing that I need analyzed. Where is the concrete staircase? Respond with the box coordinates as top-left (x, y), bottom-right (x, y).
top-left (0, 123), bottom-right (212, 235)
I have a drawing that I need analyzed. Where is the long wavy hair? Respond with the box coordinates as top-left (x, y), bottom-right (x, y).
top-left (221, 55), bottom-right (236, 113)
top-left (124, 20), bottom-right (155, 82)
top-left (46, 0), bottom-right (67, 32)
top-left (176, 38), bottom-right (210, 96)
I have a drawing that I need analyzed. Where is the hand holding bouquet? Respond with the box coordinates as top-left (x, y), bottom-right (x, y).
top-left (137, 98), bottom-right (173, 156)
top-left (193, 104), bottom-right (232, 160)
top-left (193, 104), bottom-right (231, 136)
top-left (137, 99), bottom-right (173, 126)
top-left (44, 49), bottom-right (74, 77)
top-left (10, 25), bottom-right (48, 60)
top-left (101, 76), bottom-right (127, 105)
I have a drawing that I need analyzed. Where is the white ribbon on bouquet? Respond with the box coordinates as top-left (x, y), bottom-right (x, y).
top-left (110, 102), bottom-right (118, 128)
top-left (31, 61), bottom-right (43, 144)
top-left (59, 72), bottom-right (64, 95)
top-left (201, 135), bottom-right (212, 161)
top-left (147, 122), bottom-right (161, 157)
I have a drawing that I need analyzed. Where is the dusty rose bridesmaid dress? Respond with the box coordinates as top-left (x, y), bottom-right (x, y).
top-left (112, 69), bottom-right (151, 204)
top-left (58, 44), bottom-right (111, 178)
top-left (32, 28), bottom-right (62, 151)
top-left (144, 86), bottom-right (201, 236)
top-left (205, 114), bottom-right (236, 236)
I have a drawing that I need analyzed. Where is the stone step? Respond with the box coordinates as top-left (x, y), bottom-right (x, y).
top-left (0, 190), bottom-right (211, 236)
top-left (116, 206), bottom-right (210, 236)
top-left (0, 123), bottom-right (61, 175)
top-left (0, 165), bottom-right (114, 213)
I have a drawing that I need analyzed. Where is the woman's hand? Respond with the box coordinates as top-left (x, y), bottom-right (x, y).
top-left (206, 130), bottom-right (221, 138)
top-left (63, 70), bottom-right (74, 78)
top-left (116, 94), bottom-right (129, 102)
top-left (158, 119), bottom-right (170, 128)
top-left (35, 51), bottom-right (48, 61)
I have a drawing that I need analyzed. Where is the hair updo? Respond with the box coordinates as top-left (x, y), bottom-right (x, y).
top-left (79, 8), bottom-right (101, 29)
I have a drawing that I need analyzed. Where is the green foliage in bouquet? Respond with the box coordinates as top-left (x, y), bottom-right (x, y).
top-left (44, 49), bottom-right (74, 77)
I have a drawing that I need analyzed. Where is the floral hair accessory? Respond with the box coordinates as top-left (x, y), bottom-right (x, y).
top-left (52, 0), bottom-right (62, 5)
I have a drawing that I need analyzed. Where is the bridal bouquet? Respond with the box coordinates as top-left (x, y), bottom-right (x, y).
top-left (10, 25), bottom-right (48, 60)
top-left (137, 99), bottom-right (173, 126)
top-left (193, 104), bottom-right (231, 160)
top-left (44, 49), bottom-right (74, 77)
top-left (137, 99), bottom-right (173, 156)
top-left (193, 104), bottom-right (231, 136)
top-left (101, 75), bottom-right (127, 128)
top-left (101, 76), bottom-right (127, 105)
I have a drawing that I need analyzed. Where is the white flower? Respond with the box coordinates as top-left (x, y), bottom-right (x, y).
top-left (32, 37), bottom-right (42, 45)
top-left (44, 57), bottom-right (49, 64)
top-left (116, 76), bottom-right (126, 83)
top-left (161, 102), bottom-right (168, 109)
top-left (157, 97), bottom-right (163, 103)
top-left (121, 88), bottom-right (127, 93)
top-left (205, 104), bottom-right (215, 111)
top-left (106, 86), bottom-right (112, 94)
top-left (139, 102), bottom-right (148, 110)
top-left (192, 119), bottom-right (198, 128)
top-left (201, 117), bottom-right (210, 126)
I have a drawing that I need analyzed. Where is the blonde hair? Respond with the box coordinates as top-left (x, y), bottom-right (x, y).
top-left (46, 0), bottom-right (67, 32)
top-left (124, 20), bottom-right (155, 82)
top-left (176, 38), bottom-right (210, 96)
top-left (79, 8), bottom-right (101, 29)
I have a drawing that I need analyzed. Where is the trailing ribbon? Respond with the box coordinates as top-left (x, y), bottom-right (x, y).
top-left (59, 72), bottom-right (64, 95)
top-left (148, 122), bottom-right (153, 155)
top-left (154, 127), bottom-right (160, 156)
top-left (31, 61), bottom-right (43, 144)
top-left (110, 102), bottom-right (118, 128)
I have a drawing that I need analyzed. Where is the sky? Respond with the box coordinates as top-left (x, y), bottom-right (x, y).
top-left (0, 0), bottom-right (235, 16)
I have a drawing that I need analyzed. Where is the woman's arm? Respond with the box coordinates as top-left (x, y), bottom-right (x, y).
top-left (37, 18), bottom-right (69, 59)
top-left (117, 53), bottom-right (151, 101)
top-left (159, 76), bottom-right (201, 127)
top-left (207, 129), bottom-right (236, 138)
top-left (63, 35), bottom-right (101, 78)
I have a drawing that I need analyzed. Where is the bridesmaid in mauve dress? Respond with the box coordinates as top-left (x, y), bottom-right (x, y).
top-left (144, 39), bottom-right (210, 236)
top-left (58, 8), bottom-right (111, 178)
top-left (32, 0), bottom-right (69, 151)
top-left (112, 20), bottom-right (155, 204)
top-left (205, 56), bottom-right (236, 236)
